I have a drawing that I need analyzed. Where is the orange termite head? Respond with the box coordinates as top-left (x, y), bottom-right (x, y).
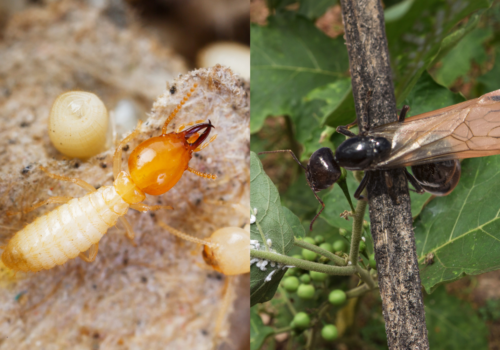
top-left (128, 121), bottom-right (215, 196)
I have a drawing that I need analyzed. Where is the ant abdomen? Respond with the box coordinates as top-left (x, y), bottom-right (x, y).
top-left (307, 148), bottom-right (341, 192)
top-left (411, 159), bottom-right (461, 196)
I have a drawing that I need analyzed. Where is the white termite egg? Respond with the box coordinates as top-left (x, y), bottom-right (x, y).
top-left (49, 91), bottom-right (109, 159)
top-left (197, 42), bottom-right (250, 80)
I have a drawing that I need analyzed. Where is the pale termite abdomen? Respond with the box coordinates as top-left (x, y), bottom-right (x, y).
top-left (2, 186), bottom-right (129, 272)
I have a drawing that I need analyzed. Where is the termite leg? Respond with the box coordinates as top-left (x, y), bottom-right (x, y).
top-left (177, 119), bottom-right (205, 133)
top-left (404, 169), bottom-right (425, 194)
top-left (354, 172), bottom-right (371, 200)
top-left (212, 276), bottom-right (233, 350)
top-left (7, 196), bottom-right (73, 216)
top-left (194, 134), bottom-right (217, 152)
top-left (130, 203), bottom-right (173, 212)
top-left (79, 243), bottom-right (99, 263)
top-left (113, 120), bottom-right (143, 180)
top-left (40, 166), bottom-right (96, 193)
top-left (398, 105), bottom-right (410, 122)
top-left (119, 217), bottom-right (137, 244)
top-left (258, 150), bottom-right (308, 171)
top-left (187, 167), bottom-right (217, 180)
top-left (162, 83), bottom-right (199, 134)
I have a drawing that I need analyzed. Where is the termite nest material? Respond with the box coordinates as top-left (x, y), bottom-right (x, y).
top-left (0, 65), bottom-right (250, 350)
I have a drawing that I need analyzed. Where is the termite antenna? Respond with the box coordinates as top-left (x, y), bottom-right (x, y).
top-left (162, 83), bottom-right (199, 135)
top-left (158, 221), bottom-right (216, 248)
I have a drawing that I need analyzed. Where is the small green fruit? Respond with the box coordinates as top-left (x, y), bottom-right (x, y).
top-left (369, 253), bottom-right (377, 269)
top-left (328, 289), bottom-right (347, 305)
top-left (359, 240), bottom-right (366, 252)
top-left (333, 240), bottom-right (347, 253)
top-left (363, 220), bottom-right (370, 230)
top-left (321, 324), bottom-right (338, 341)
top-left (314, 235), bottom-right (325, 244)
top-left (319, 242), bottom-right (333, 253)
top-left (339, 228), bottom-right (347, 236)
top-left (293, 312), bottom-right (311, 328)
top-left (285, 267), bottom-right (298, 276)
top-left (283, 276), bottom-right (300, 292)
top-left (302, 249), bottom-right (317, 261)
top-left (297, 284), bottom-right (315, 299)
top-left (310, 271), bottom-right (328, 282)
top-left (300, 274), bottom-right (311, 284)
top-left (304, 237), bottom-right (316, 245)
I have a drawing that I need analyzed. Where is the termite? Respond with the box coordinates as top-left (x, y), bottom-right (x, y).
top-left (158, 221), bottom-right (249, 349)
top-left (1, 83), bottom-right (218, 272)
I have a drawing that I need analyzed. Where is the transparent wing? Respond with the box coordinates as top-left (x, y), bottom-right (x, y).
top-left (368, 89), bottom-right (500, 169)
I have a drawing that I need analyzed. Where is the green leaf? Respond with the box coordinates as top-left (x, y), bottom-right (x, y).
top-left (282, 172), bottom-right (319, 220)
top-left (434, 27), bottom-right (493, 86)
top-left (425, 287), bottom-right (489, 349)
top-left (384, 0), bottom-right (414, 22)
top-left (402, 70), bottom-right (466, 115)
top-left (430, 12), bottom-right (482, 66)
top-left (250, 14), bottom-right (349, 133)
top-left (386, 0), bottom-right (491, 103)
top-left (320, 171), bottom-right (370, 231)
top-left (298, 0), bottom-right (337, 20)
top-left (416, 155), bottom-right (500, 292)
top-left (250, 307), bottom-right (274, 350)
top-left (306, 79), bottom-right (355, 128)
top-left (399, 71), bottom-right (500, 291)
top-left (477, 46), bottom-right (500, 94)
top-left (250, 152), bottom-right (305, 305)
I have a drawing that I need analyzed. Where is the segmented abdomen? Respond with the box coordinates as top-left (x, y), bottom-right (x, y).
top-left (1, 186), bottom-right (129, 272)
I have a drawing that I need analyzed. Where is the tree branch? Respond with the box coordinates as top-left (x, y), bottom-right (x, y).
top-left (338, 0), bottom-right (429, 348)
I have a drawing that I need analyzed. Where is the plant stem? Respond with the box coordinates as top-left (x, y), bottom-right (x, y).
top-left (253, 209), bottom-right (269, 251)
top-left (349, 172), bottom-right (367, 267)
top-left (251, 250), bottom-right (357, 275)
top-left (278, 286), bottom-right (297, 316)
top-left (356, 266), bottom-right (375, 289)
top-left (345, 283), bottom-right (377, 299)
top-left (274, 326), bottom-right (293, 334)
top-left (294, 237), bottom-right (347, 266)
top-left (305, 328), bottom-right (315, 350)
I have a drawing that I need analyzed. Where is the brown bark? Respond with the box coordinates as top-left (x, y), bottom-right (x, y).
top-left (338, 0), bottom-right (430, 348)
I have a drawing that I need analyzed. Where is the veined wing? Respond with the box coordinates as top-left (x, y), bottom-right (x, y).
top-left (368, 89), bottom-right (500, 168)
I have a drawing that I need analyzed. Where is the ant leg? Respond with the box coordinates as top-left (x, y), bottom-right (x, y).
top-left (309, 191), bottom-right (325, 231)
top-left (258, 150), bottom-right (307, 171)
top-left (130, 203), bottom-right (174, 212)
top-left (162, 83), bottom-right (199, 134)
top-left (194, 134), bottom-right (217, 152)
top-left (336, 125), bottom-right (357, 138)
top-left (119, 217), bottom-right (137, 245)
top-left (113, 120), bottom-right (143, 179)
top-left (40, 166), bottom-right (96, 193)
top-left (177, 119), bottom-right (205, 133)
top-left (398, 105), bottom-right (410, 122)
top-left (79, 243), bottom-right (99, 263)
top-left (404, 169), bottom-right (425, 194)
top-left (354, 172), bottom-right (371, 200)
top-left (187, 167), bottom-right (217, 180)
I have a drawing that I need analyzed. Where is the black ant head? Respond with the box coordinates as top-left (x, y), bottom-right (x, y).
top-left (307, 148), bottom-right (341, 192)
top-left (334, 136), bottom-right (391, 170)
